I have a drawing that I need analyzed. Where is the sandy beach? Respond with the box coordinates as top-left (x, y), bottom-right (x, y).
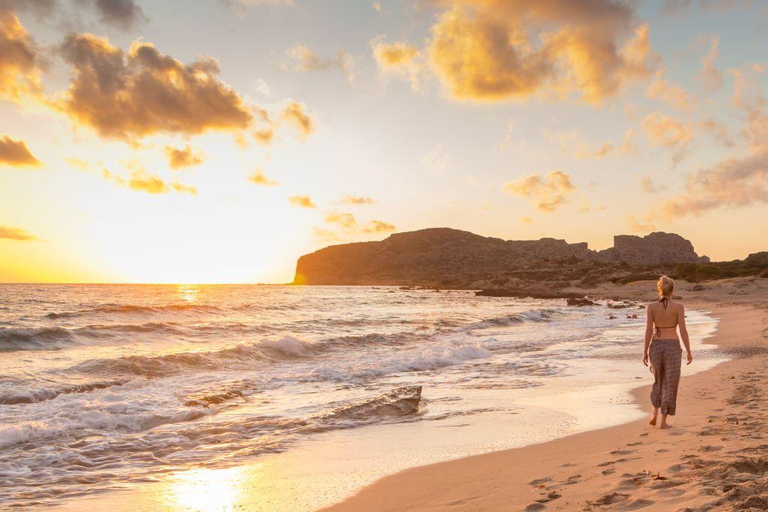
top-left (328, 277), bottom-right (768, 511)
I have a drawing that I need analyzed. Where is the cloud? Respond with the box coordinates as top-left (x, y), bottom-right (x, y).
top-left (639, 174), bottom-right (666, 194)
top-left (641, 112), bottom-right (695, 160)
top-left (698, 117), bottom-right (734, 147)
top-left (698, 35), bottom-right (723, 91)
top-left (495, 121), bottom-right (516, 151)
top-left (313, 227), bottom-right (344, 244)
top-left (371, 37), bottom-right (422, 89)
top-left (422, 143), bottom-right (450, 173)
top-left (662, 0), bottom-right (752, 15)
top-left (0, 135), bottom-right (40, 167)
top-left (325, 211), bottom-right (358, 229)
top-left (321, 210), bottom-right (396, 238)
top-left (503, 170), bottom-right (575, 212)
top-left (574, 129), bottom-right (635, 159)
top-left (93, 0), bottom-right (147, 30)
top-left (627, 214), bottom-right (655, 233)
top-left (57, 34), bottom-right (253, 141)
top-left (65, 157), bottom-right (90, 170)
top-left (520, 216), bottom-right (532, 224)
top-left (248, 168), bottom-right (279, 186)
top-left (364, 220), bottom-right (396, 233)
top-left (284, 45), bottom-right (355, 84)
top-left (102, 167), bottom-right (197, 195)
top-left (0, 0), bottom-right (56, 19)
top-left (165, 145), bottom-right (205, 169)
top-left (646, 70), bottom-right (695, 111)
top-left (0, 8), bottom-right (43, 102)
top-left (281, 101), bottom-right (315, 138)
top-left (424, 1), bottom-right (659, 103)
top-left (288, 194), bottom-right (316, 208)
top-left (0, 225), bottom-right (37, 241)
top-left (658, 149), bottom-right (768, 218)
top-left (339, 195), bottom-right (376, 205)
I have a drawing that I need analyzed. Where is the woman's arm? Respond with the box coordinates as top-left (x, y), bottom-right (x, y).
top-left (643, 304), bottom-right (653, 366)
top-left (679, 305), bottom-right (693, 364)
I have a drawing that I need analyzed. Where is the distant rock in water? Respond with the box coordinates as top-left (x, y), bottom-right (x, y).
top-left (293, 228), bottom-right (706, 287)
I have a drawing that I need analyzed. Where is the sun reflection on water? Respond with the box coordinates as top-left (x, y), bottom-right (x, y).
top-left (164, 466), bottom-right (246, 511)
top-left (176, 284), bottom-right (200, 303)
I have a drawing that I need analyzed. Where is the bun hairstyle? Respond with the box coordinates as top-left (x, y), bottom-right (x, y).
top-left (657, 275), bottom-right (674, 298)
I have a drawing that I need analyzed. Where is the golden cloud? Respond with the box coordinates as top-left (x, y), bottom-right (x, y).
top-left (288, 194), bottom-right (316, 208)
top-left (504, 170), bottom-right (575, 212)
top-left (371, 37), bottom-right (421, 89)
top-left (103, 167), bottom-right (196, 195)
top-left (425, 1), bottom-right (659, 103)
top-left (284, 44), bottom-right (355, 84)
top-left (281, 101), bottom-right (315, 138)
top-left (248, 168), bottom-right (279, 186)
top-left (646, 70), bottom-right (695, 111)
top-left (340, 195), bottom-right (376, 205)
top-left (363, 220), bottom-right (395, 233)
top-left (0, 135), bottom-right (40, 167)
top-left (165, 145), bottom-right (205, 169)
top-left (0, 9), bottom-right (42, 102)
top-left (641, 111), bottom-right (694, 156)
top-left (323, 210), bottom-right (396, 237)
top-left (0, 225), bottom-right (37, 241)
top-left (658, 150), bottom-right (768, 218)
top-left (57, 34), bottom-right (253, 141)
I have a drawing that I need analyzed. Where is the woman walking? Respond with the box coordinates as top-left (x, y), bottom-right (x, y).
top-left (643, 276), bottom-right (693, 429)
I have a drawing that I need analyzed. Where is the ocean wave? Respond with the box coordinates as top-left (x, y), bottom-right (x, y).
top-left (76, 335), bottom-right (323, 377)
top-left (45, 303), bottom-right (222, 319)
top-left (317, 385), bottom-right (422, 423)
top-left (0, 327), bottom-right (74, 351)
top-left (0, 379), bottom-right (126, 405)
top-left (464, 308), bottom-right (558, 330)
top-left (308, 340), bottom-right (492, 382)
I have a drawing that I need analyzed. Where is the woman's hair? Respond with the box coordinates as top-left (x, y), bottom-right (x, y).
top-left (657, 275), bottom-right (674, 298)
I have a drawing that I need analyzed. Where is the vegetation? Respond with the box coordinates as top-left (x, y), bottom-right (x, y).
top-left (674, 261), bottom-right (768, 282)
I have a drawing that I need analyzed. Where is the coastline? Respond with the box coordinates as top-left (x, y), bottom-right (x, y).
top-left (326, 278), bottom-right (768, 511)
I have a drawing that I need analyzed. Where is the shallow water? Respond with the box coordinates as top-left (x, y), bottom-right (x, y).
top-left (0, 284), bottom-right (721, 509)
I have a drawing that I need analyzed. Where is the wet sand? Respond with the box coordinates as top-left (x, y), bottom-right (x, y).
top-left (327, 277), bottom-right (768, 511)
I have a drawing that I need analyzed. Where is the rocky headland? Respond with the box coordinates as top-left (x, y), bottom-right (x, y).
top-left (293, 228), bottom-right (768, 295)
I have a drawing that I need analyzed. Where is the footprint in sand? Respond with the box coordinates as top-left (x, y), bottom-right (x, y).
top-left (698, 445), bottom-right (723, 452)
top-left (592, 492), bottom-right (629, 505)
top-left (611, 449), bottom-right (634, 455)
top-left (528, 477), bottom-right (552, 486)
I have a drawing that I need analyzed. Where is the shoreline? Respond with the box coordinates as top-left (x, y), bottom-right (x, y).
top-left (326, 280), bottom-right (768, 511)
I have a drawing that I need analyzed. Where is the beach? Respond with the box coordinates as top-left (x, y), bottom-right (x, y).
top-left (329, 277), bottom-right (768, 511)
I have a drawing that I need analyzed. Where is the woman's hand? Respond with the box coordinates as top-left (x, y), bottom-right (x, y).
top-left (643, 352), bottom-right (649, 366)
top-left (686, 351), bottom-right (693, 365)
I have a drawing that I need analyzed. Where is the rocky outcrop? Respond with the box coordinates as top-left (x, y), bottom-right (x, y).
top-left (294, 228), bottom-right (593, 286)
top-left (293, 228), bottom-right (706, 287)
top-left (597, 232), bottom-right (703, 264)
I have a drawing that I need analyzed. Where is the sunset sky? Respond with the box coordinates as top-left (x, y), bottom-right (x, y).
top-left (1, 0), bottom-right (767, 283)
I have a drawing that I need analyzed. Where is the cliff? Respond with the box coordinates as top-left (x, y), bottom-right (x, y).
top-left (293, 228), bottom-right (706, 288)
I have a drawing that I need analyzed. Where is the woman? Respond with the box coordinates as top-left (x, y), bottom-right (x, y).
top-left (642, 276), bottom-right (693, 429)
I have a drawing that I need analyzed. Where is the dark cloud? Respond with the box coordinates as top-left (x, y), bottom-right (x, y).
top-left (94, 0), bottom-right (146, 29)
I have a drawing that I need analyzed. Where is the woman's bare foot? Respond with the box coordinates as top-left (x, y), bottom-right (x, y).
top-left (660, 422), bottom-right (672, 429)
top-left (649, 415), bottom-right (657, 426)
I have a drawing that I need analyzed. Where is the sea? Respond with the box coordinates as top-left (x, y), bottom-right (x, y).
top-left (0, 284), bottom-right (723, 510)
